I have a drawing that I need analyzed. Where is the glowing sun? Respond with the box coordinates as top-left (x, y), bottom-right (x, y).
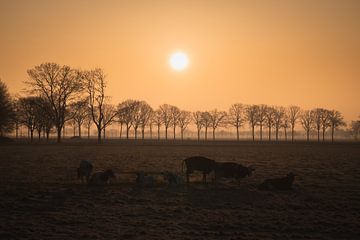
top-left (169, 52), bottom-right (189, 71)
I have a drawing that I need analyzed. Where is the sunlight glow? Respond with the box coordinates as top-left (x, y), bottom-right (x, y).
top-left (169, 52), bottom-right (189, 71)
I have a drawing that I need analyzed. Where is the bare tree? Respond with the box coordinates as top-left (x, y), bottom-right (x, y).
top-left (273, 107), bottom-right (285, 141)
top-left (138, 101), bottom-right (153, 140)
top-left (228, 103), bottom-right (245, 141)
top-left (245, 105), bottom-right (259, 141)
top-left (18, 97), bottom-right (40, 142)
top-left (313, 108), bottom-right (322, 142)
top-left (288, 106), bottom-right (301, 142)
top-left (102, 103), bottom-right (117, 140)
top-left (328, 110), bottom-right (346, 143)
top-left (193, 111), bottom-right (204, 141)
top-left (118, 99), bottom-right (138, 139)
top-left (169, 105), bottom-right (181, 140)
top-left (209, 109), bottom-right (227, 140)
top-left (159, 104), bottom-right (172, 140)
top-left (350, 119), bottom-right (360, 141)
top-left (26, 63), bottom-right (83, 143)
top-left (282, 112), bottom-right (290, 141)
top-left (152, 109), bottom-right (163, 140)
top-left (301, 110), bottom-right (314, 142)
top-left (0, 80), bottom-right (15, 136)
top-left (83, 113), bottom-right (93, 140)
top-left (70, 99), bottom-right (89, 138)
top-left (178, 110), bottom-right (192, 140)
top-left (201, 111), bottom-right (212, 141)
top-left (257, 104), bottom-right (267, 141)
top-left (265, 106), bottom-right (276, 141)
top-left (83, 68), bottom-right (116, 143)
top-left (320, 109), bottom-right (331, 142)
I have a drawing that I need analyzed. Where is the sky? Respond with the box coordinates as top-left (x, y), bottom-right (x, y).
top-left (0, 0), bottom-right (359, 121)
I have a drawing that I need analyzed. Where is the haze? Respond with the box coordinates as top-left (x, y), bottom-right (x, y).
top-left (0, 0), bottom-right (359, 121)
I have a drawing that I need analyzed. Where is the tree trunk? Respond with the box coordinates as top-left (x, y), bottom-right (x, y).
top-left (181, 129), bottom-right (184, 141)
top-left (284, 127), bottom-right (287, 141)
top-left (87, 126), bottom-right (90, 139)
top-left (331, 127), bottom-right (334, 143)
top-left (38, 129), bottom-right (41, 141)
top-left (260, 124), bottom-right (263, 141)
top-left (78, 123), bottom-right (82, 138)
top-left (57, 127), bottom-right (62, 143)
top-left (205, 127), bottom-right (208, 141)
top-left (119, 124), bottom-right (123, 139)
top-left (275, 128), bottom-right (279, 141)
top-left (141, 127), bottom-right (145, 140)
top-left (268, 126), bottom-right (271, 141)
top-left (30, 129), bottom-right (34, 142)
top-left (236, 126), bottom-right (239, 141)
top-left (212, 128), bottom-right (216, 140)
top-left (197, 128), bottom-right (200, 141)
top-left (157, 125), bottom-right (160, 140)
top-left (103, 127), bottom-right (106, 140)
top-left (97, 126), bottom-right (102, 144)
top-left (252, 126), bottom-right (255, 142)
top-left (46, 131), bottom-right (50, 142)
top-left (291, 127), bottom-right (294, 143)
top-left (173, 125), bottom-right (176, 140)
top-left (165, 127), bottom-right (168, 140)
top-left (317, 129), bottom-right (320, 142)
top-left (126, 125), bottom-right (130, 139)
top-left (306, 130), bottom-right (310, 142)
top-left (149, 125), bottom-right (153, 139)
top-left (322, 128), bottom-right (325, 142)
top-left (134, 127), bottom-right (138, 140)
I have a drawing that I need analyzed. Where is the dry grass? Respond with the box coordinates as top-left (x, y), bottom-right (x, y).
top-left (0, 141), bottom-right (359, 239)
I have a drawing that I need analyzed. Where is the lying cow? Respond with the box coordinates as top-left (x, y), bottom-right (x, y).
top-left (136, 171), bottom-right (155, 187)
top-left (258, 172), bottom-right (297, 191)
top-left (214, 162), bottom-right (255, 182)
top-left (77, 160), bottom-right (93, 183)
top-left (182, 156), bottom-right (217, 184)
top-left (88, 169), bottom-right (116, 186)
top-left (162, 171), bottom-right (184, 186)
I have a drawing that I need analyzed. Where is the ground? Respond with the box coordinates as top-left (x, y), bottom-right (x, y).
top-left (0, 141), bottom-right (359, 240)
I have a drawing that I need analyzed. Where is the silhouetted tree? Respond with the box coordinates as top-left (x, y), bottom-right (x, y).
top-left (169, 105), bottom-right (181, 140)
top-left (228, 103), bottom-right (245, 141)
top-left (288, 106), bottom-right (301, 142)
top-left (301, 110), bottom-right (314, 142)
top-left (83, 68), bottom-right (116, 143)
top-left (282, 112), bottom-right (290, 141)
top-left (257, 104), bottom-right (267, 141)
top-left (313, 108), bottom-right (323, 142)
top-left (265, 106), bottom-right (276, 141)
top-left (209, 109), bottom-right (227, 140)
top-left (273, 107), bottom-right (285, 141)
top-left (245, 105), bottom-right (259, 141)
top-left (328, 110), bottom-right (346, 143)
top-left (138, 101), bottom-right (153, 140)
top-left (26, 63), bottom-right (83, 143)
top-left (159, 104), bottom-right (172, 140)
top-left (350, 118), bottom-right (360, 141)
top-left (193, 111), bottom-right (204, 141)
top-left (70, 99), bottom-right (89, 138)
top-left (83, 114), bottom-right (93, 139)
top-left (320, 109), bottom-right (331, 142)
top-left (178, 110), bottom-right (191, 140)
top-left (0, 80), bottom-right (15, 136)
top-left (102, 103), bottom-right (117, 140)
top-left (118, 99), bottom-right (138, 139)
top-left (152, 109), bottom-right (163, 140)
top-left (18, 97), bottom-right (41, 142)
top-left (201, 111), bottom-right (211, 141)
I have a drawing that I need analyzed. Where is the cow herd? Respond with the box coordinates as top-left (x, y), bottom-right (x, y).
top-left (77, 156), bottom-right (297, 191)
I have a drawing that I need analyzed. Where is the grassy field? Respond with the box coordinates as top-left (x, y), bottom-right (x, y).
top-left (0, 141), bottom-right (359, 240)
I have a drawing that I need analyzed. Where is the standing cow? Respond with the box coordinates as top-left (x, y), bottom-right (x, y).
top-left (182, 156), bottom-right (217, 184)
top-left (77, 160), bottom-right (93, 183)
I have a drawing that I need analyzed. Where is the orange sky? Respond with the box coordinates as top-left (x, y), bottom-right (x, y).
top-left (0, 0), bottom-right (359, 121)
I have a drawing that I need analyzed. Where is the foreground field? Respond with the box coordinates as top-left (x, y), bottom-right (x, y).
top-left (0, 141), bottom-right (359, 240)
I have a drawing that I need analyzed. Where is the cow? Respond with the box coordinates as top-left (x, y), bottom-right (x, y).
top-left (182, 156), bottom-right (217, 184)
top-left (162, 171), bottom-right (184, 186)
top-left (214, 162), bottom-right (255, 182)
top-left (88, 169), bottom-right (116, 186)
top-left (136, 171), bottom-right (155, 187)
top-left (258, 172), bottom-right (297, 191)
top-left (77, 160), bottom-right (93, 183)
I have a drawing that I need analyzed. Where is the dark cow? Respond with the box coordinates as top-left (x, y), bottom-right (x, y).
top-left (88, 169), bottom-right (116, 186)
top-left (214, 162), bottom-right (255, 181)
top-left (258, 172), bottom-right (297, 191)
top-left (182, 156), bottom-right (217, 184)
top-left (77, 160), bottom-right (93, 183)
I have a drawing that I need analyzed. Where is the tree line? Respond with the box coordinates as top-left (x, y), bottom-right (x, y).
top-left (0, 62), bottom-right (359, 143)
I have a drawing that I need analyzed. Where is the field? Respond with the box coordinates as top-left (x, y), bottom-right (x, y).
top-left (0, 141), bottom-right (359, 240)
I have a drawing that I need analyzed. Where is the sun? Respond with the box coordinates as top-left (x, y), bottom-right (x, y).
top-left (169, 52), bottom-right (189, 71)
